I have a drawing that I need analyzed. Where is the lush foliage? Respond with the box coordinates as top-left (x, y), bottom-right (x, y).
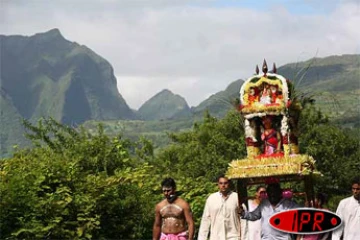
top-left (1, 118), bottom-right (158, 239)
top-left (299, 106), bottom-right (360, 196)
top-left (1, 105), bottom-right (359, 238)
top-left (153, 110), bottom-right (247, 180)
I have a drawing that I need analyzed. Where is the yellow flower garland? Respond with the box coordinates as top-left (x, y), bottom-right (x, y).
top-left (243, 77), bottom-right (283, 93)
top-left (226, 154), bottom-right (320, 179)
top-left (241, 103), bottom-right (285, 114)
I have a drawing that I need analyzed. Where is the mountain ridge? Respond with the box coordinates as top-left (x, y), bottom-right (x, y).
top-left (0, 28), bottom-right (135, 123)
top-left (0, 29), bottom-right (136, 155)
top-left (138, 89), bottom-right (191, 120)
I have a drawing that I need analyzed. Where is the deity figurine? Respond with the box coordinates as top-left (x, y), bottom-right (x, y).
top-left (270, 85), bottom-right (281, 104)
top-left (260, 83), bottom-right (271, 105)
top-left (261, 116), bottom-right (282, 155)
top-left (248, 87), bottom-right (259, 105)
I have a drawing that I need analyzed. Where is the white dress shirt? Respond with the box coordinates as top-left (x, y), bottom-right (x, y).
top-left (198, 191), bottom-right (241, 240)
top-left (241, 199), bottom-right (262, 240)
top-left (332, 196), bottom-right (360, 240)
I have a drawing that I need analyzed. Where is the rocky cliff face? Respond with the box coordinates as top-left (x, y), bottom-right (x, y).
top-left (0, 28), bottom-right (135, 125)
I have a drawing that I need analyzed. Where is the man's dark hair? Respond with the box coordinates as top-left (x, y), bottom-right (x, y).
top-left (256, 185), bottom-right (266, 192)
top-left (351, 176), bottom-right (360, 185)
top-left (267, 182), bottom-right (281, 192)
top-left (217, 174), bottom-right (228, 182)
top-left (316, 192), bottom-right (327, 206)
top-left (161, 177), bottom-right (176, 189)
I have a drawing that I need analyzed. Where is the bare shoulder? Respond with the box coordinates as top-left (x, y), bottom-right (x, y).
top-left (176, 197), bottom-right (191, 209)
top-left (155, 199), bottom-right (167, 210)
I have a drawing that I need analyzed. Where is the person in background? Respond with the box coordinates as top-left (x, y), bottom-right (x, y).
top-left (153, 178), bottom-right (194, 240)
top-left (332, 176), bottom-right (360, 240)
top-left (241, 186), bottom-right (267, 240)
top-left (301, 192), bottom-right (330, 240)
top-left (198, 175), bottom-right (241, 240)
top-left (239, 182), bottom-right (300, 240)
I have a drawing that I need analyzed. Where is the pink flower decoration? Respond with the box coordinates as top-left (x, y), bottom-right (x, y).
top-left (282, 189), bottom-right (293, 199)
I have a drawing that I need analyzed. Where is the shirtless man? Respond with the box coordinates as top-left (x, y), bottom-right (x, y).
top-left (153, 178), bottom-right (194, 240)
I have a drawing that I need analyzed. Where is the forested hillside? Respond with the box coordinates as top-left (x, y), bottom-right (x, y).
top-left (278, 54), bottom-right (360, 127)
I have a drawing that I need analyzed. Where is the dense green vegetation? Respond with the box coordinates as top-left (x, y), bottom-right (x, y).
top-left (1, 119), bottom-right (158, 239)
top-left (82, 118), bottom-right (195, 151)
top-left (1, 104), bottom-right (359, 239)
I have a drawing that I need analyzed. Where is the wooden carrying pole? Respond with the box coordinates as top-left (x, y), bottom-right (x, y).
top-left (237, 179), bottom-right (248, 210)
top-left (304, 173), bottom-right (315, 205)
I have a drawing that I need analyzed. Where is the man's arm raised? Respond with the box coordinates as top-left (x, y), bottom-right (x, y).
top-left (241, 203), bottom-right (262, 221)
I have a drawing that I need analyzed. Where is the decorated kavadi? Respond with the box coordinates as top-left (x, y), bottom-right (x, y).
top-left (226, 60), bottom-right (320, 196)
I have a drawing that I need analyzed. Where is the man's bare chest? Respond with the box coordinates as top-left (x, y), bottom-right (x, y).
top-left (160, 203), bottom-right (184, 218)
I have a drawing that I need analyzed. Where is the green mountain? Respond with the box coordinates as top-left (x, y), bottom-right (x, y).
top-left (190, 55), bottom-right (359, 124)
top-left (278, 54), bottom-right (359, 92)
top-left (0, 28), bottom-right (135, 124)
top-left (0, 89), bottom-right (30, 156)
top-left (0, 29), bottom-right (136, 156)
top-left (277, 54), bottom-right (360, 126)
top-left (138, 89), bottom-right (191, 120)
top-left (191, 79), bottom-right (244, 118)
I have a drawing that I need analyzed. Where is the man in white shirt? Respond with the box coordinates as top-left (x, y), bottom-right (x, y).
top-left (239, 182), bottom-right (299, 240)
top-left (241, 186), bottom-right (267, 240)
top-left (332, 176), bottom-right (360, 240)
top-left (198, 175), bottom-right (241, 240)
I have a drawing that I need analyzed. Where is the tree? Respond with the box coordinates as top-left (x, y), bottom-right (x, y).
top-left (299, 106), bottom-right (360, 197)
top-left (0, 118), bottom-right (158, 239)
top-left (154, 110), bottom-right (246, 180)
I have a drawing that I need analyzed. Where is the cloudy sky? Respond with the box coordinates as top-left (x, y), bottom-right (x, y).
top-left (1, 0), bottom-right (359, 109)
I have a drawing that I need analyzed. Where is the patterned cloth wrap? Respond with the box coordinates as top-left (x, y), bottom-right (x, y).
top-left (160, 231), bottom-right (188, 240)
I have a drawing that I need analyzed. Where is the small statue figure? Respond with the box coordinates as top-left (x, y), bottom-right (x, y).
top-left (261, 116), bottom-right (282, 155)
top-left (270, 85), bottom-right (283, 104)
top-left (260, 83), bottom-right (271, 105)
top-left (248, 87), bottom-right (259, 105)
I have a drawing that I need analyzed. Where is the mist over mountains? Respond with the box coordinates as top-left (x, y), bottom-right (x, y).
top-left (1, 29), bottom-right (359, 156)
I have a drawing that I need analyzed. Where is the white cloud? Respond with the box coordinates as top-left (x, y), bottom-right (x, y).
top-left (1, 0), bottom-right (359, 109)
